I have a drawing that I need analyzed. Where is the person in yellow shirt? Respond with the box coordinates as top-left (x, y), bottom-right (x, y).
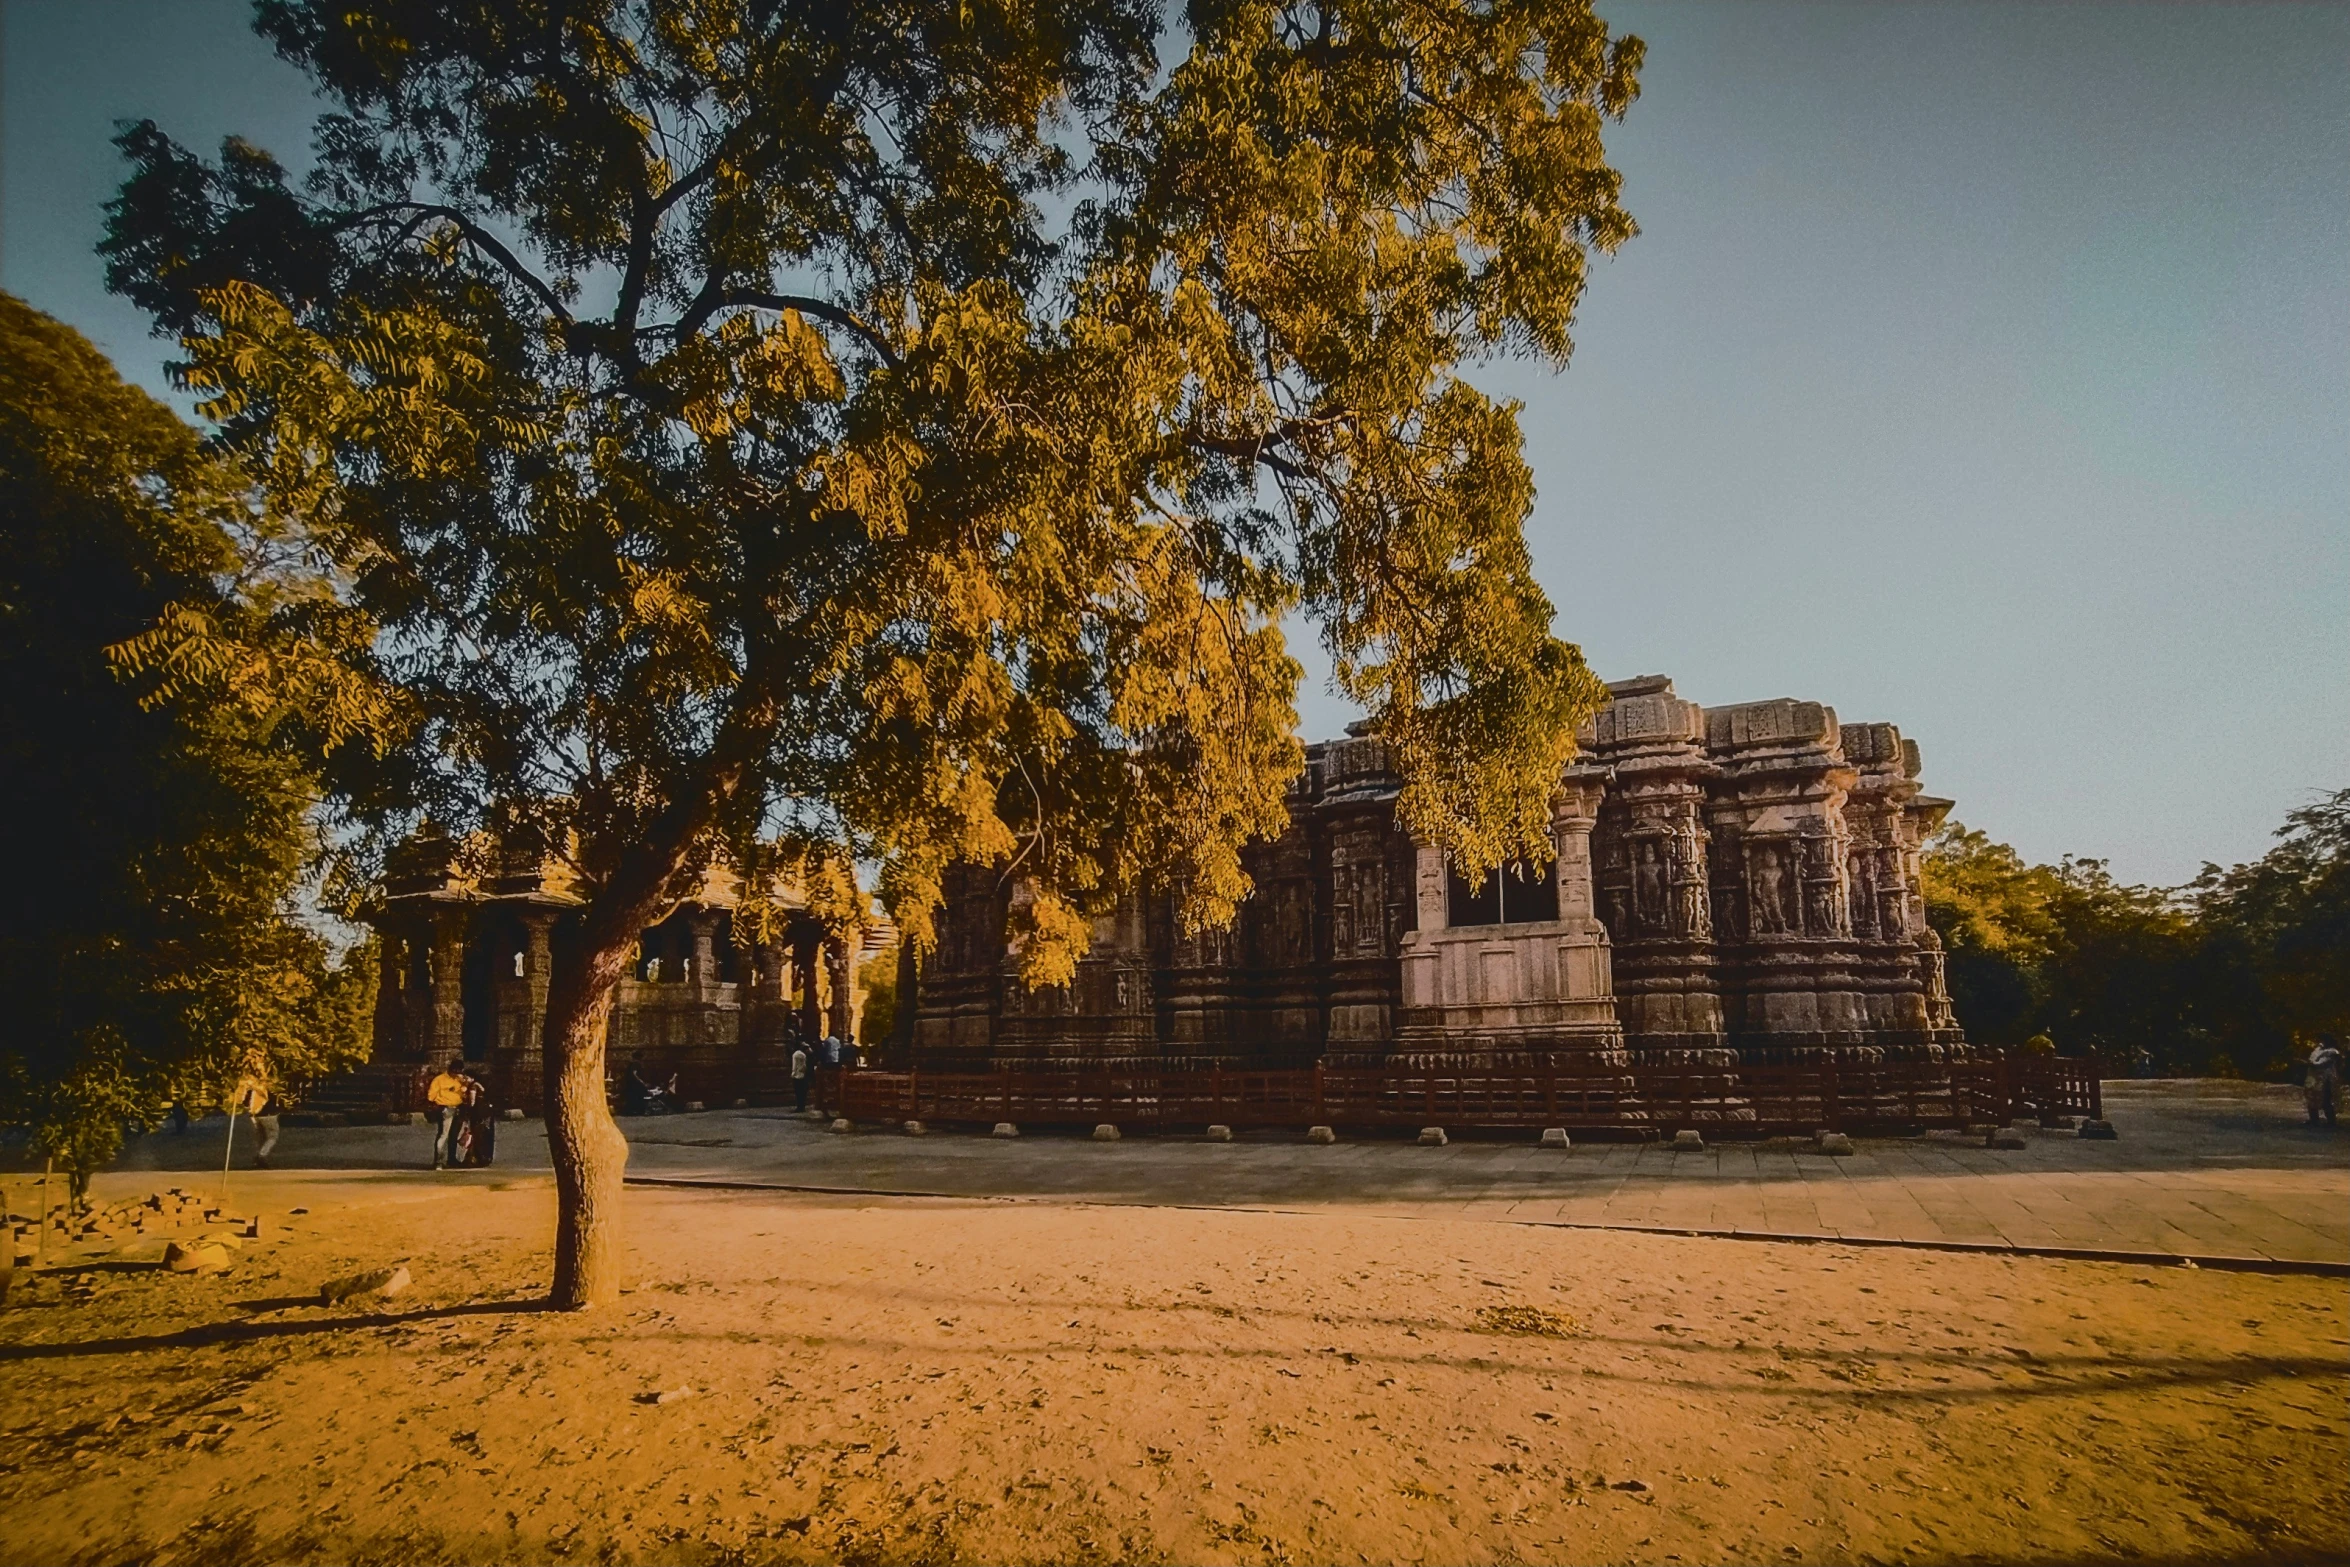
top-left (426, 1064), bottom-right (468, 1170)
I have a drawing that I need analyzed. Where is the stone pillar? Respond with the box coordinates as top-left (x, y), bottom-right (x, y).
top-left (688, 910), bottom-right (719, 997)
top-left (1701, 696), bottom-right (1866, 1058)
top-left (794, 932), bottom-right (823, 1045)
top-left (371, 927), bottom-right (409, 1060)
top-left (428, 909), bottom-right (469, 1066)
top-left (1582, 677), bottom-right (1723, 1057)
top-left (517, 909), bottom-right (556, 1077)
top-left (826, 935), bottom-right (855, 1043)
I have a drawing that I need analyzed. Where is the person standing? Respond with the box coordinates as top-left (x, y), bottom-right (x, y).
top-left (791, 1043), bottom-right (811, 1113)
top-left (463, 1072), bottom-right (498, 1167)
top-left (2306, 1036), bottom-right (2342, 1127)
top-left (426, 1062), bottom-right (468, 1169)
top-left (242, 1083), bottom-right (281, 1169)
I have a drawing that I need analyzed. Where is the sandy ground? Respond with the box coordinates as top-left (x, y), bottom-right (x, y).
top-left (2, 1172), bottom-right (2345, 1567)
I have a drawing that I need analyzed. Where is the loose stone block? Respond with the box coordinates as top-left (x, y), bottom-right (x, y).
top-left (1539, 1128), bottom-right (1570, 1148)
top-left (732, 1098), bottom-right (749, 1109)
top-left (684, 1100), bottom-right (706, 1113)
top-left (1304, 1125), bottom-right (1334, 1144)
top-left (2078, 1119), bottom-right (2118, 1140)
top-left (1963, 1123), bottom-right (1998, 1139)
top-left (1417, 1126), bottom-right (1447, 1147)
top-left (1205, 1124), bottom-right (1235, 1142)
top-left (992, 1122), bottom-right (1020, 1138)
top-left (1815, 1131), bottom-right (1855, 1156)
top-left (501, 1107), bottom-right (523, 1121)
top-left (830, 1118), bottom-right (854, 1134)
top-left (903, 1120), bottom-right (927, 1136)
top-left (1987, 1133), bottom-right (2028, 1150)
top-left (319, 1264), bottom-right (411, 1305)
top-left (1092, 1124), bottom-right (1121, 1142)
top-left (1670, 1129), bottom-right (1706, 1151)
top-left (163, 1241), bottom-right (231, 1273)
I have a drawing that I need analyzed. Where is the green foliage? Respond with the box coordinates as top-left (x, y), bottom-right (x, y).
top-left (857, 946), bottom-right (900, 1058)
top-left (100, 0), bottom-right (1639, 991)
top-left (2190, 791), bottom-right (2350, 1069)
top-left (1923, 793), bottom-right (2350, 1077)
top-left (0, 293), bottom-right (373, 1199)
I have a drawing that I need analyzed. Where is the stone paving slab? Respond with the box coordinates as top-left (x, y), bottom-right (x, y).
top-left (52, 1078), bottom-right (2349, 1265)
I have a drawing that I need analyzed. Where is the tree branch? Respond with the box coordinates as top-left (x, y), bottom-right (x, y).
top-left (667, 290), bottom-right (903, 371)
top-left (346, 203), bottom-right (574, 326)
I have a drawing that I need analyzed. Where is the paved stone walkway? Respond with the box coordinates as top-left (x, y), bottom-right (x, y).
top-left (77, 1079), bottom-right (2350, 1265)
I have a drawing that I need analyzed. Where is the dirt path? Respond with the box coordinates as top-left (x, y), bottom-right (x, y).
top-left (2, 1173), bottom-right (2344, 1565)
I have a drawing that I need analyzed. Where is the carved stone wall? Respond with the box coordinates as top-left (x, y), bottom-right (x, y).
top-left (910, 676), bottom-right (1967, 1069)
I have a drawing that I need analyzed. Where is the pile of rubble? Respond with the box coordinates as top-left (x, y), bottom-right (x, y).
top-left (8, 1186), bottom-right (243, 1261)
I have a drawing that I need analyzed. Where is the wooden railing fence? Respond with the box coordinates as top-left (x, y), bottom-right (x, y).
top-left (811, 1052), bottom-right (2101, 1136)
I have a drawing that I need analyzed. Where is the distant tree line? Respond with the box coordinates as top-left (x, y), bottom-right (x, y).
top-left (1922, 794), bottom-right (2348, 1077)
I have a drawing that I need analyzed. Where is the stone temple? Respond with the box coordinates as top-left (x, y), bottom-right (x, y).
top-left (911, 676), bottom-right (1963, 1070)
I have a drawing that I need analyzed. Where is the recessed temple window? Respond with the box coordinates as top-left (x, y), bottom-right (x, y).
top-left (1446, 859), bottom-right (1559, 926)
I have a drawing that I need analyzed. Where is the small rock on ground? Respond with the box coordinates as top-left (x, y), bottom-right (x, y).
top-left (319, 1264), bottom-right (410, 1305)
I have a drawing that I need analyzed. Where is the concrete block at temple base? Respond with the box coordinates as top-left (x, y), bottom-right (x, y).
top-left (732, 1098), bottom-right (749, 1109)
top-left (830, 1118), bottom-right (854, 1134)
top-left (1815, 1131), bottom-right (1855, 1156)
top-left (1092, 1124), bottom-right (1121, 1142)
top-left (1963, 1123), bottom-right (1998, 1138)
top-left (1671, 1129), bottom-right (1706, 1151)
top-left (2078, 1120), bottom-right (2118, 1140)
top-left (685, 1101), bottom-right (706, 1113)
top-left (1987, 1133), bottom-right (2028, 1150)
top-left (1540, 1128), bottom-right (1570, 1148)
top-left (993, 1122), bottom-right (1020, 1138)
top-left (1305, 1125), bottom-right (1335, 1145)
top-left (1205, 1125), bottom-right (1235, 1142)
top-left (502, 1108), bottom-right (523, 1121)
top-left (1418, 1127), bottom-right (1447, 1147)
top-left (903, 1120), bottom-right (927, 1136)
top-left (2040, 1115), bottom-right (2078, 1130)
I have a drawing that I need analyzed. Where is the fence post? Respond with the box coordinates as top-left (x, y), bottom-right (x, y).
top-left (909, 1067), bottom-right (920, 1122)
top-left (1996, 1052), bottom-right (2012, 1126)
top-left (1823, 1056), bottom-right (1840, 1131)
top-left (1313, 1062), bottom-right (1326, 1127)
top-left (2088, 1053), bottom-right (2102, 1120)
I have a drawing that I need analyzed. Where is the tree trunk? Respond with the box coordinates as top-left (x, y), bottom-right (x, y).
top-left (542, 922), bottom-right (636, 1309)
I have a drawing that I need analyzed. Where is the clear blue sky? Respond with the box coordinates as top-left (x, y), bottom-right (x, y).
top-left (4, 2), bottom-right (2343, 885)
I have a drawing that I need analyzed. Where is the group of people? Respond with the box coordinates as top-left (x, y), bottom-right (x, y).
top-left (618, 1058), bottom-right (684, 1116)
top-left (789, 1031), bottom-right (849, 1111)
top-left (424, 1063), bottom-right (499, 1169)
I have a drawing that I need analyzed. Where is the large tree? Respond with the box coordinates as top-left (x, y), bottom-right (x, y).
top-left (105, 0), bottom-right (1642, 1305)
top-left (0, 292), bottom-right (373, 1200)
